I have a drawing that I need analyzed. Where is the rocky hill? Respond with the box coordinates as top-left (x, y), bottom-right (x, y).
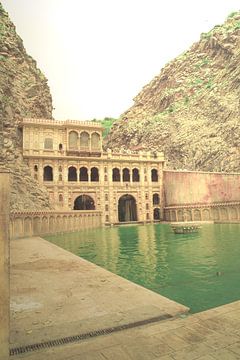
top-left (107, 12), bottom-right (240, 172)
top-left (0, 3), bottom-right (53, 210)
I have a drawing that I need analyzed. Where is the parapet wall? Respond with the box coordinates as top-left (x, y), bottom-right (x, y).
top-left (10, 210), bottom-right (102, 239)
top-left (164, 170), bottom-right (240, 206)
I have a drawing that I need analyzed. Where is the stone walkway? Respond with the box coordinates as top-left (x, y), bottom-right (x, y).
top-left (10, 237), bottom-right (240, 359)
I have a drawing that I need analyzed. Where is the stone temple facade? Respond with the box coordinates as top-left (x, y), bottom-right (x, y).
top-left (21, 118), bottom-right (164, 224)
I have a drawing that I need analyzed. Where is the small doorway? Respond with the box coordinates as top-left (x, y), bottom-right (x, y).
top-left (153, 208), bottom-right (160, 220)
top-left (118, 194), bottom-right (137, 222)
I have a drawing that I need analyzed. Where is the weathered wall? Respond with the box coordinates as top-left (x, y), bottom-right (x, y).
top-left (10, 210), bottom-right (102, 239)
top-left (0, 171), bottom-right (10, 360)
top-left (164, 170), bottom-right (240, 206)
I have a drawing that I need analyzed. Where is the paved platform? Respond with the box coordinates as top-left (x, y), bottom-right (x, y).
top-left (10, 237), bottom-right (240, 359)
top-left (10, 237), bottom-right (188, 349)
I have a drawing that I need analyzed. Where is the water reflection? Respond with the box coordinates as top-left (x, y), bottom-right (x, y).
top-left (45, 223), bottom-right (240, 313)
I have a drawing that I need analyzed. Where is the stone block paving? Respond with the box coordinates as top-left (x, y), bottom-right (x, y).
top-left (12, 300), bottom-right (240, 360)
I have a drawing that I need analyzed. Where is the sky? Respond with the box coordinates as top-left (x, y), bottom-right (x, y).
top-left (2, 0), bottom-right (240, 120)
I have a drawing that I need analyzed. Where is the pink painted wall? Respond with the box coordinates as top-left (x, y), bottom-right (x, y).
top-left (164, 171), bottom-right (240, 206)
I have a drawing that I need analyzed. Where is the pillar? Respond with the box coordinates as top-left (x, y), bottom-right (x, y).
top-left (0, 171), bottom-right (10, 360)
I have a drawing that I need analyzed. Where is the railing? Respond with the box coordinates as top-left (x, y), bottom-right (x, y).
top-left (10, 210), bottom-right (103, 239)
top-left (21, 118), bottom-right (103, 128)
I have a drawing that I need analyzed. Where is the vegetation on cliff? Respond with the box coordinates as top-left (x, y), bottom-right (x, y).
top-left (107, 12), bottom-right (240, 172)
top-left (0, 3), bottom-right (53, 210)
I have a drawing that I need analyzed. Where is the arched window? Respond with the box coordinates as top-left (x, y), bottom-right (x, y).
top-left (59, 143), bottom-right (63, 151)
top-left (91, 167), bottom-right (99, 181)
top-left (68, 166), bottom-right (77, 181)
top-left (91, 132), bottom-right (100, 150)
top-left (74, 194), bottom-right (95, 210)
top-left (151, 169), bottom-right (158, 182)
top-left (79, 167), bottom-right (88, 181)
top-left (34, 165), bottom-right (38, 172)
top-left (112, 168), bottom-right (120, 182)
top-left (59, 194), bottom-right (63, 202)
top-left (123, 168), bottom-right (130, 182)
top-left (43, 166), bottom-right (53, 181)
top-left (132, 168), bottom-right (140, 182)
top-left (44, 138), bottom-right (53, 150)
top-left (153, 193), bottom-right (160, 205)
top-left (80, 132), bottom-right (90, 149)
top-left (69, 131), bottom-right (78, 149)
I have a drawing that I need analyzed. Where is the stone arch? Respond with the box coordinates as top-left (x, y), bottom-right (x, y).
top-left (185, 210), bottom-right (192, 221)
top-left (24, 217), bottom-right (32, 237)
top-left (80, 131), bottom-right (90, 149)
top-left (56, 216), bottom-right (62, 231)
top-left (171, 210), bottom-right (176, 222)
top-left (229, 207), bottom-right (238, 220)
top-left (177, 210), bottom-right (184, 222)
top-left (68, 166), bottom-right (77, 181)
top-left (153, 208), bottom-right (160, 220)
top-left (91, 132), bottom-right (100, 150)
top-left (202, 209), bottom-right (210, 221)
top-left (90, 167), bottom-right (99, 181)
top-left (74, 194), bottom-right (95, 210)
top-left (33, 217), bottom-right (41, 234)
top-left (151, 168), bottom-right (158, 182)
top-left (79, 167), bottom-right (88, 181)
top-left (153, 193), bottom-right (160, 205)
top-left (193, 209), bottom-right (201, 221)
top-left (118, 194), bottom-right (137, 222)
top-left (123, 168), bottom-right (130, 182)
top-left (69, 131), bottom-right (78, 149)
top-left (220, 207), bottom-right (228, 220)
top-left (112, 168), bottom-right (120, 182)
top-left (43, 165), bottom-right (53, 181)
top-left (49, 216), bottom-right (55, 232)
top-left (42, 216), bottom-right (49, 233)
top-left (14, 218), bottom-right (23, 238)
top-left (212, 207), bottom-right (219, 220)
top-left (132, 168), bottom-right (140, 182)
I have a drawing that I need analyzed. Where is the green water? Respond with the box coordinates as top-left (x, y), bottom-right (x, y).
top-left (45, 223), bottom-right (240, 313)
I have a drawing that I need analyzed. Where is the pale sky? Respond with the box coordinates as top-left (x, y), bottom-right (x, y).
top-left (2, 0), bottom-right (240, 120)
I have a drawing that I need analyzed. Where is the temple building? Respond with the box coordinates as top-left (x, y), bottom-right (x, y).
top-left (21, 118), bottom-right (164, 224)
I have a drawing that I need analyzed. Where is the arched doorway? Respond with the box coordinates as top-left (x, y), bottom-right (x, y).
top-left (118, 194), bottom-right (137, 222)
top-left (153, 208), bottom-right (160, 220)
top-left (74, 195), bottom-right (95, 210)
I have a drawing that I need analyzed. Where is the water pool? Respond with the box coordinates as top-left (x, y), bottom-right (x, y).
top-left (45, 223), bottom-right (240, 313)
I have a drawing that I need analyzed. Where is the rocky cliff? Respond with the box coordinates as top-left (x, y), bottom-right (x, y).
top-left (0, 3), bottom-right (53, 210)
top-left (107, 12), bottom-right (240, 172)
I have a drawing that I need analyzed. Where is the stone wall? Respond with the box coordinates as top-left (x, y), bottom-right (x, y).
top-left (10, 211), bottom-right (102, 239)
top-left (164, 170), bottom-right (240, 206)
top-left (163, 170), bottom-right (240, 222)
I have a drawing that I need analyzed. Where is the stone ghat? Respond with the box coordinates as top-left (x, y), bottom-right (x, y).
top-left (9, 210), bottom-right (102, 239)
